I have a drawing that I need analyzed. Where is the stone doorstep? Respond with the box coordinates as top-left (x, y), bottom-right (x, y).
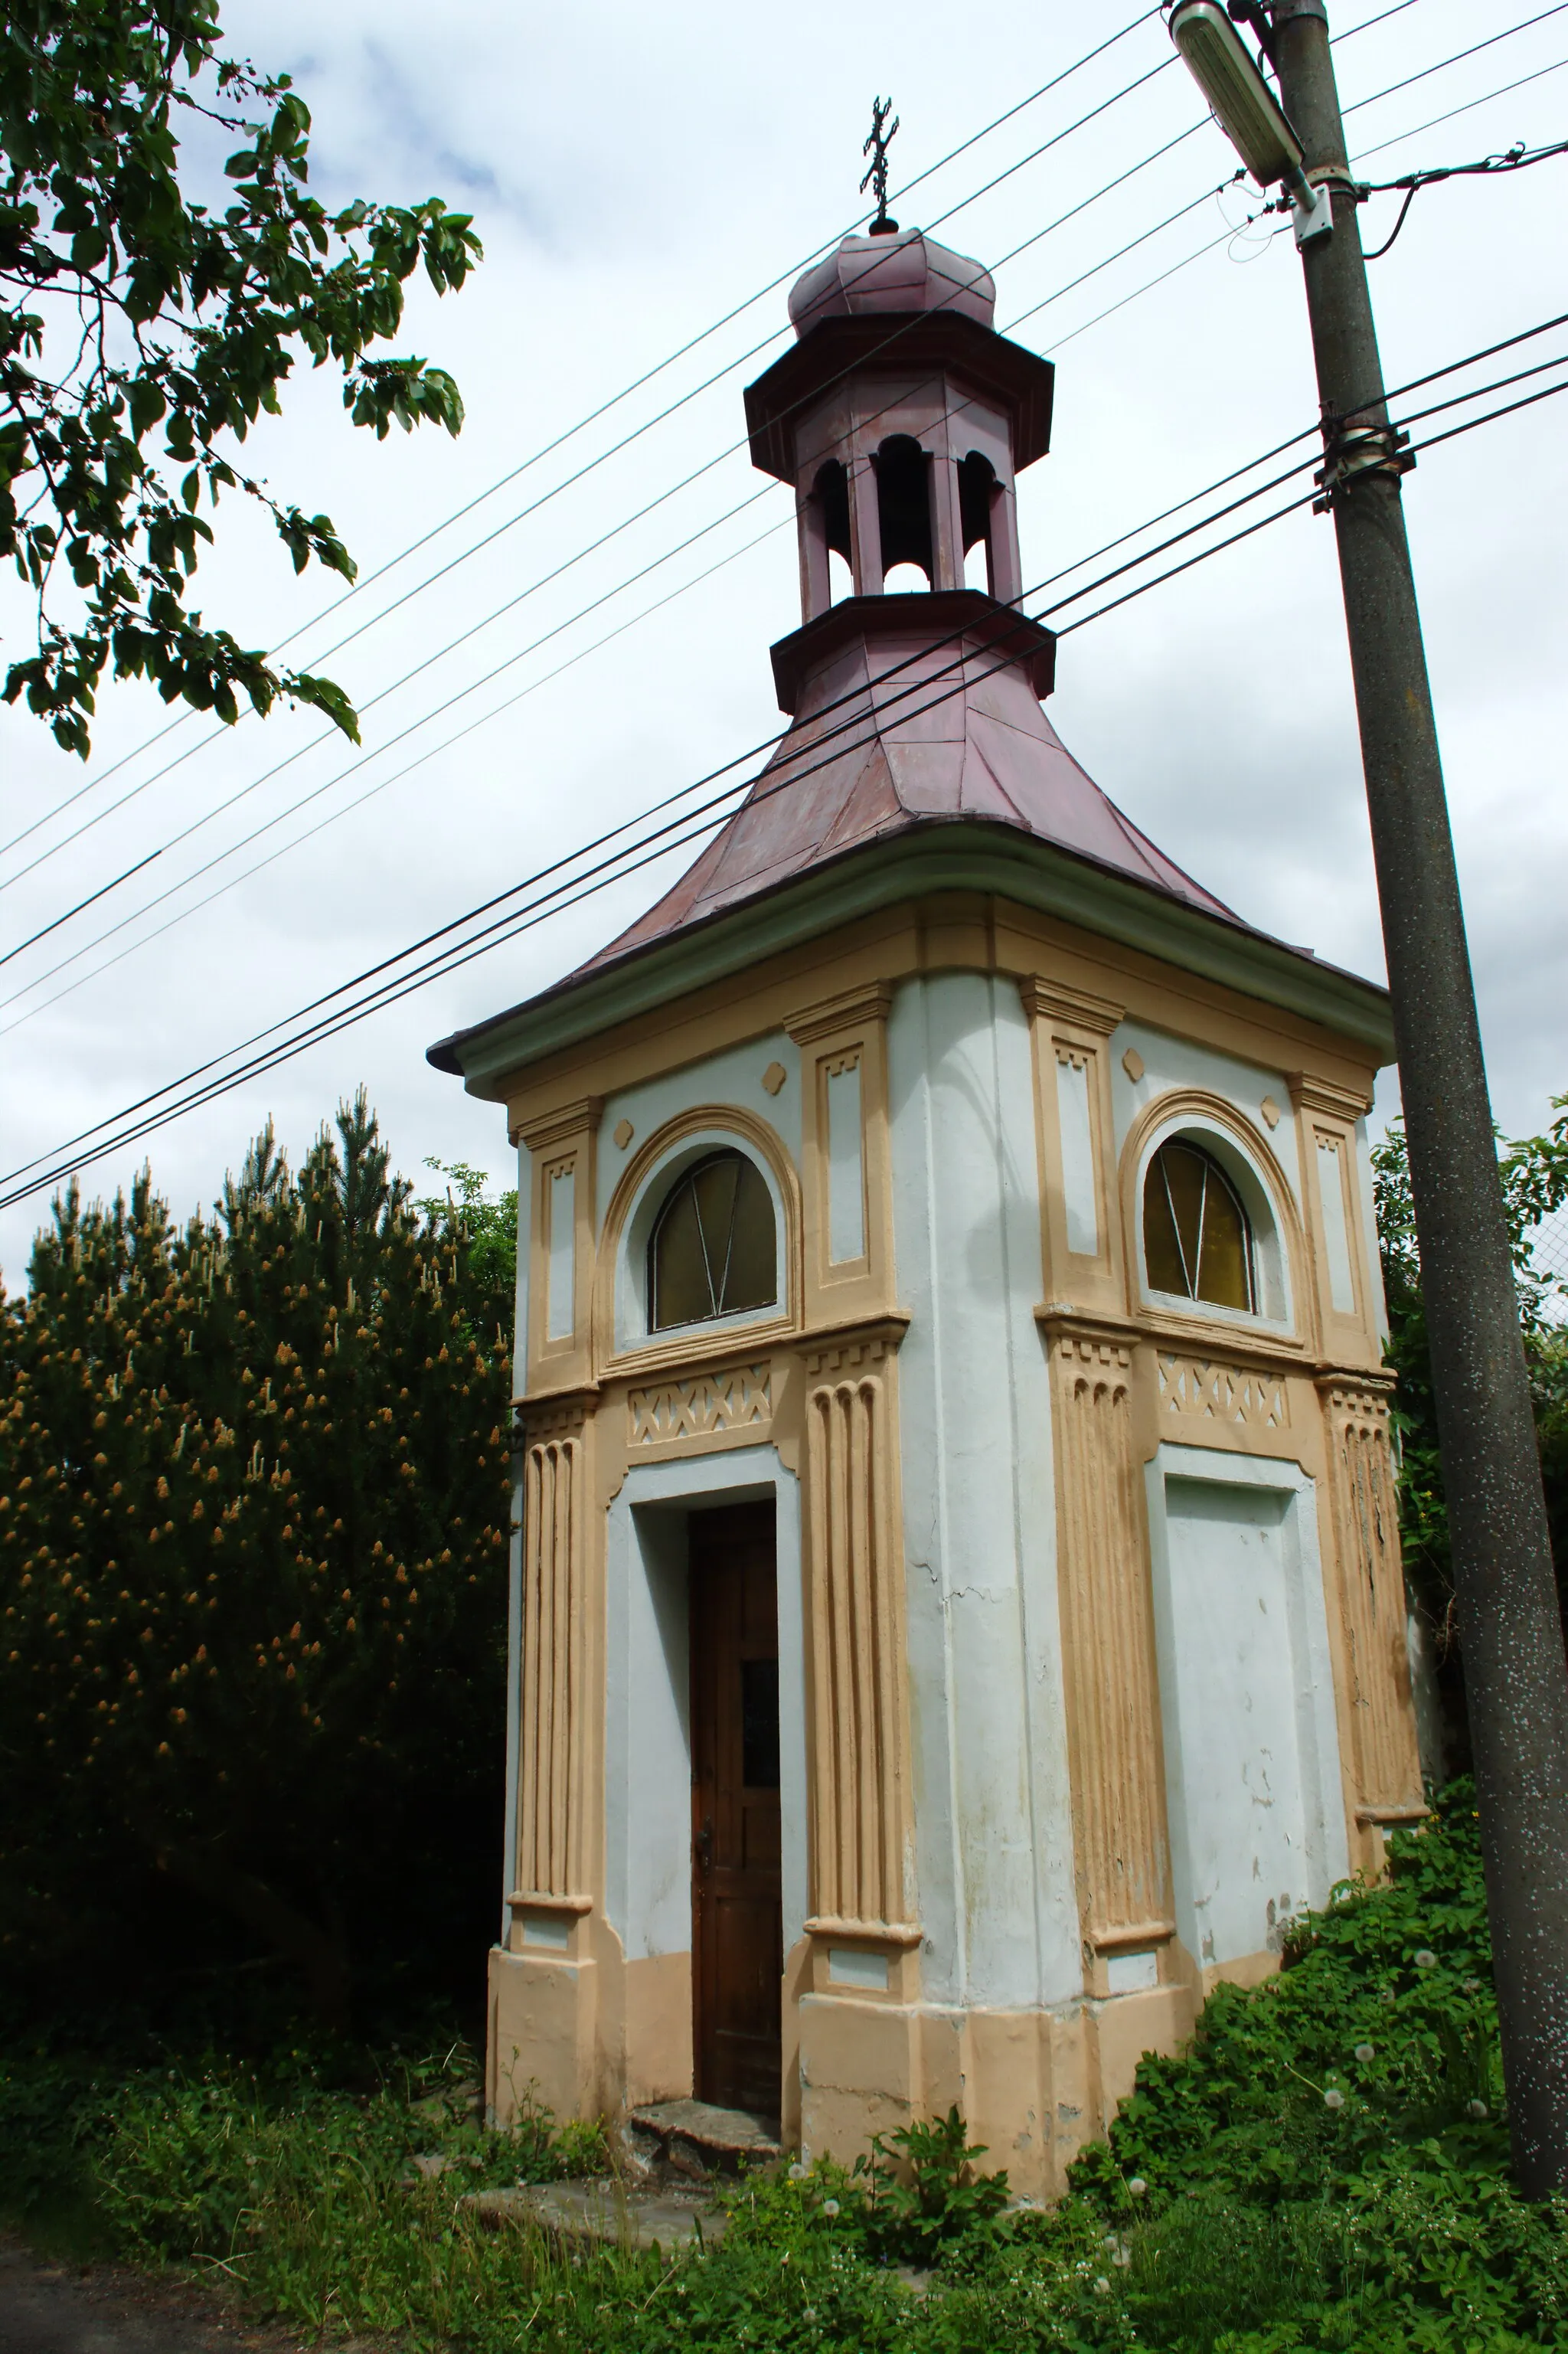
top-left (463, 2180), bottom-right (727, 2254)
top-left (626, 2098), bottom-right (783, 2176)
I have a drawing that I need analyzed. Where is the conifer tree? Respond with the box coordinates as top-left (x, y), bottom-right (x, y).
top-left (0, 1094), bottom-right (513, 2030)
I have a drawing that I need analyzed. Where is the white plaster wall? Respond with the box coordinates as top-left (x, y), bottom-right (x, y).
top-left (603, 1447), bottom-right (807, 1963)
top-left (596, 1034), bottom-right (802, 1227)
top-left (888, 973), bottom-right (1080, 2010)
top-left (1112, 1022), bottom-right (1302, 1203)
top-left (1145, 1446), bottom-right (1349, 1969)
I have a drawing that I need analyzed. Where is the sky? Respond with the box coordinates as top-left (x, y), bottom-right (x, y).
top-left (2, 0), bottom-right (1566, 1286)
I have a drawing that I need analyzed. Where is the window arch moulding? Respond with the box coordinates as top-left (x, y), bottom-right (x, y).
top-left (594, 1104), bottom-right (802, 1375)
top-left (1119, 1091), bottom-right (1307, 1347)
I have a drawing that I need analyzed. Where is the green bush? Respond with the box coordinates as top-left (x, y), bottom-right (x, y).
top-left (4, 1790), bottom-right (1563, 2350)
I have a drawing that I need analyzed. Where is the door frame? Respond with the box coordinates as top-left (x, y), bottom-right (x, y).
top-left (604, 1447), bottom-right (807, 2081)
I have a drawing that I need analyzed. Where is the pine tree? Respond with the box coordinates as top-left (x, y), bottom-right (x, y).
top-left (0, 1095), bottom-right (513, 2032)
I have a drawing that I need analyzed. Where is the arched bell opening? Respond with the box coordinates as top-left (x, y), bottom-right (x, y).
top-left (874, 434), bottom-right (935, 593)
top-left (958, 448), bottom-right (1021, 603)
top-left (959, 451), bottom-right (996, 593)
top-left (798, 457), bottom-right (854, 621)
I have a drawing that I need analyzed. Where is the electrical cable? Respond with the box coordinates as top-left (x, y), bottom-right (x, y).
top-left (1340, 2), bottom-right (1568, 120)
top-left (1352, 54), bottom-right (1568, 164)
top-left (1357, 136), bottom-right (1568, 259)
top-left (0, 12), bottom-right (1170, 868)
top-left (8, 289), bottom-right (1566, 1038)
top-left (0, 139), bottom-right (1248, 978)
top-left (0, 71), bottom-right (1200, 904)
top-left (4, 10), bottom-right (1552, 1020)
top-left (4, 350), bottom-right (1557, 1207)
top-left (0, 0), bottom-right (1426, 875)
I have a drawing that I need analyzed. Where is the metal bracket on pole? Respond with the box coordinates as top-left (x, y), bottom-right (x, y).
top-left (1287, 168), bottom-right (1333, 246)
top-left (1312, 420), bottom-right (1414, 512)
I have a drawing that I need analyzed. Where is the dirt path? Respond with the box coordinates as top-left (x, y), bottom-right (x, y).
top-left (0, 2236), bottom-right (317, 2354)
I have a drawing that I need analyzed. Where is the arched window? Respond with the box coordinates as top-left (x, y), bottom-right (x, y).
top-left (648, 1150), bottom-right (777, 1330)
top-left (1144, 1139), bottom-right (1257, 1313)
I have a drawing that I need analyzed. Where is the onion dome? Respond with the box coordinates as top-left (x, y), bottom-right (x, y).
top-left (788, 227), bottom-right (996, 338)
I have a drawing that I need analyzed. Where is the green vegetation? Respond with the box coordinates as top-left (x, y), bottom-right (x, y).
top-left (2, 0), bottom-right (480, 754)
top-left (0, 1097), bottom-right (514, 2036)
top-left (1372, 1100), bottom-right (1568, 1762)
top-left (3, 1790), bottom-right (1563, 2351)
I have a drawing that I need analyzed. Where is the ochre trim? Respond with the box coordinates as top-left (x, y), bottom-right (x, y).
top-left (1116, 1086), bottom-right (1316, 1354)
top-left (590, 1102), bottom-right (804, 1377)
top-left (517, 1096), bottom-right (604, 1156)
top-left (1018, 976), bottom-right (1124, 1035)
top-left (508, 1890), bottom-right (594, 1914)
top-left (1289, 1071), bottom-right (1372, 1121)
top-left (805, 1915), bottom-right (924, 1947)
top-left (1089, 1919), bottom-right (1176, 1952)
top-left (785, 981), bottom-right (893, 1046)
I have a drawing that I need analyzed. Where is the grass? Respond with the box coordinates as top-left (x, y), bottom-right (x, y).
top-left (2, 1787), bottom-right (1566, 2351)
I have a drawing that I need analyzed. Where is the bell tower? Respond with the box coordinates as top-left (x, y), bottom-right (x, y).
top-left (746, 224), bottom-right (1050, 619)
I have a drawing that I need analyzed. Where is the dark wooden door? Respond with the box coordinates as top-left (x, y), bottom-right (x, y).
top-left (689, 1501), bottom-right (782, 2118)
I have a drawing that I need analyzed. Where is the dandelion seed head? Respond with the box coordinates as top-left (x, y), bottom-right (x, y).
top-left (1354, 2043), bottom-right (1375, 2064)
top-left (1323, 2088), bottom-right (1345, 2110)
top-left (1414, 1949), bottom-right (1437, 1970)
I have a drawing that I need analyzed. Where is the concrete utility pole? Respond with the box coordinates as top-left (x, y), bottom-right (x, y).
top-left (1265, 0), bottom-right (1568, 2192)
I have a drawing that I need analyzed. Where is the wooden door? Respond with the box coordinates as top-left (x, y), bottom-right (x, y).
top-left (689, 1501), bottom-right (782, 2118)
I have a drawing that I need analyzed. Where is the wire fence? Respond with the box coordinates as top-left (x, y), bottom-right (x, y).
top-left (1527, 1205), bottom-right (1568, 1326)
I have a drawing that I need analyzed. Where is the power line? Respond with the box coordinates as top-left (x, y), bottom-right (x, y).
top-left (0, 139), bottom-right (1250, 989)
top-left (0, 11), bottom-right (1530, 1013)
top-left (0, 0), bottom-right (1433, 881)
top-left (0, 11), bottom-right (1169, 871)
top-left (4, 346), bottom-right (1557, 1210)
top-left (1351, 54), bottom-right (1568, 165)
top-left (1340, 2), bottom-right (1568, 120)
top-left (10, 266), bottom-right (1565, 1046)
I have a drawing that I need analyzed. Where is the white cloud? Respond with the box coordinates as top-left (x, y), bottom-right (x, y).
top-left (3, 0), bottom-right (1564, 1282)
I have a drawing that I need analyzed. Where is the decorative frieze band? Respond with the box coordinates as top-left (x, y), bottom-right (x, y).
top-left (802, 1314), bottom-right (909, 1381)
top-left (1158, 1352), bottom-right (1290, 1429)
top-left (628, 1362), bottom-right (773, 1446)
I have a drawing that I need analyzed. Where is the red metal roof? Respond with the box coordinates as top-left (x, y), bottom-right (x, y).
top-left (580, 596), bottom-right (1237, 977)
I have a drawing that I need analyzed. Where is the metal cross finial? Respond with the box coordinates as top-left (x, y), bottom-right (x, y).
top-left (860, 96), bottom-right (900, 234)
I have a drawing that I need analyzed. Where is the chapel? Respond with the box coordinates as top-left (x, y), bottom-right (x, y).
top-left (427, 219), bottom-right (1425, 2200)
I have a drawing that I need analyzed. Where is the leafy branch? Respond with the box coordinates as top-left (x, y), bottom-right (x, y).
top-left (1, 0), bottom-right (482, 755)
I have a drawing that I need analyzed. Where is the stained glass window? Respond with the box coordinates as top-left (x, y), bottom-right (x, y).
top-left (648, 1151), bottom-right (777, 1330)
top-left (1144, 1139), bottom-right (1256, 1313)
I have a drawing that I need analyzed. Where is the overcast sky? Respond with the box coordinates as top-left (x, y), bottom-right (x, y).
top-left (2, 0), bottom-right (1565, 1286)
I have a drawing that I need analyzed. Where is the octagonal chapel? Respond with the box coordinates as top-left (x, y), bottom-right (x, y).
top-left (429, 222), bottom-right (1423, 2200)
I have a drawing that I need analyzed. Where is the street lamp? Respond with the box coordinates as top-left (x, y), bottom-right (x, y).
top-left (1166, 0), bottom-right (1568, 2198)
top-left (1168, 0), bottom-right (1331, 240)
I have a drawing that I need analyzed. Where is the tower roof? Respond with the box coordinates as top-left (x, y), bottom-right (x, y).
top-left (580, 593), bottom-right (1236, 974)
top-left (429, 223), bottom-right (1390, 1090)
